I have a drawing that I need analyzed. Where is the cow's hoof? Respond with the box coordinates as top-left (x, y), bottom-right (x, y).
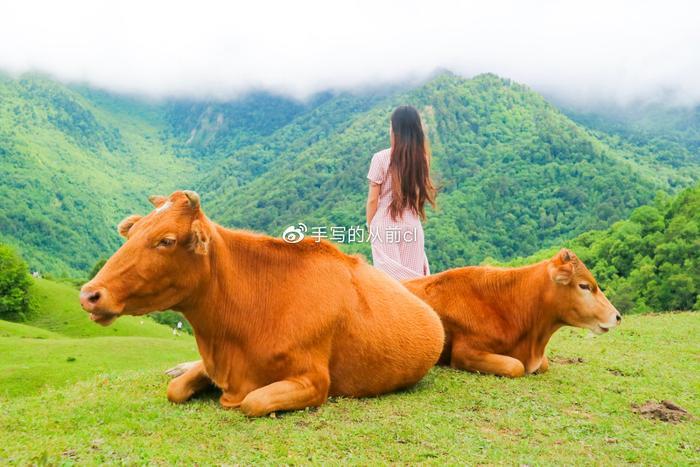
top-left (164, 361), bottom-right (199, 378)
top-left (503, 361), bottom-right (526, 378)
top-left (219, 393), bottom-right (243, 410)
top-left (240, 398), bottom-right (269, 417)
top-left (167, 383), bottom-right (192, 404)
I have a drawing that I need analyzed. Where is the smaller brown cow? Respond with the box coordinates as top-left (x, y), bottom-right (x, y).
top-left (79, 191), bottom-right (444, 416)
top-left (403, 249), bottom-right (621, 377)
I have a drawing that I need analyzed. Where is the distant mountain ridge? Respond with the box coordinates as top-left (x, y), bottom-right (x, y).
top-left (199, 73), bottom-right (700, 269)
top-left (0, 71), bottom-right (698, 276)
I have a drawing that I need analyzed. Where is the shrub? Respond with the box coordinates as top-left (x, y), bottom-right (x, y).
top-left (150, 311), bottom-right (193, 334)
top-left (0, 244), bottom-right (32, 320)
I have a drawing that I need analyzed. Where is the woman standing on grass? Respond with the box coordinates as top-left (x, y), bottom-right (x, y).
top-left (366, 105), bottom-right (436, 281)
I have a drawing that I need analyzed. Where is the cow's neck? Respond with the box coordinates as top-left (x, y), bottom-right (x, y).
top-left (495, 262), bottom-right (564, 368)
top-left (173, 226), bottom-right (261, 341)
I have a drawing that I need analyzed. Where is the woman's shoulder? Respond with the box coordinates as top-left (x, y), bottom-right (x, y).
top-left (367, 148), bottom-right (391, 184)
top-left (371, 148), bottom-right (391, 162)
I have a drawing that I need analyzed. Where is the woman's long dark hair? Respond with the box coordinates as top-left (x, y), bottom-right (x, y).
top-left (388, 105), bottom-right (436, 221)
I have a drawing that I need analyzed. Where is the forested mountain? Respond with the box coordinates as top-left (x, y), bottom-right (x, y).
top-left (0, 71), bottom-right (698, 277)
top-left (0, 74), bottom-right (391, 275)
top-left (507, 183), bottom-right (700, 313)
top-left (561, 103), bottom-right (700, 176)
top-left (562, 102), bottom-right (700, 157)
top-left (199, 73), bottom-right (700, 270)
top-left (0, 75), bottom-right (197, 275)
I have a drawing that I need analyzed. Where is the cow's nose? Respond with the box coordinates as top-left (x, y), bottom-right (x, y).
top-left (616, 313), bottom-right (622, 323)
top-left (79, 288), bottom-right (104, 311)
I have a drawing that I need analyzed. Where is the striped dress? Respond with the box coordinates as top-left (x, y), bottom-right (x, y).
top-left (367, 148), bottom-right (430, 281)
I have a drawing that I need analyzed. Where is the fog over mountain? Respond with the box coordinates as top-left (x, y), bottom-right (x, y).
top-left (1, 0), bottom-right (699, 106)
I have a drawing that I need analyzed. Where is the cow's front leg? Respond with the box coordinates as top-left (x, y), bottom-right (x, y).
top-left (451, 339), bottom-right (525, 377)
top-left (167, 360), bottom-right (213, 403)
top-left (234, 373), bottom-right (330, 417)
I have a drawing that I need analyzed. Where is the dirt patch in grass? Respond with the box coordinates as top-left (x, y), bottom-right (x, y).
top-left (607, 367), bottom-right (644, 377)
top-left (632, 400), bottom-right (691, 423)
top-left (551, 356), bottom-right (584, 365)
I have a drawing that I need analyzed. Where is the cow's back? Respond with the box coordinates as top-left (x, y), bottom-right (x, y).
top-left (327, 262), bottom-right (444, 397)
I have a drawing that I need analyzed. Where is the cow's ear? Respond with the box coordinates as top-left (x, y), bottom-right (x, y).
top-left (148, 195), bottom-right (167, 208)
top-left (118, 215), bottom-right (143, 238)
top-left (190, 219), bottom-right (211, 255)
top-left (549, 262), bottom-right (573, 285)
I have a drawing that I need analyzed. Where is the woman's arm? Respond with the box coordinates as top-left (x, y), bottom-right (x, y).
top-left (366, 182), bottom-right (380, 226)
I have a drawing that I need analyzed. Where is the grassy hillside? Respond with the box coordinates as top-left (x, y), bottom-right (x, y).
top-left (25, 278), bottom-right (179, 338)
top-left (0, 313), bottom-right (696, 464)
top-left (0, 276), bottom-right (195, 399)
top-left (1, 72), bottom-right (698, 277)
top-left (0, 319), bottom-right (62, 339)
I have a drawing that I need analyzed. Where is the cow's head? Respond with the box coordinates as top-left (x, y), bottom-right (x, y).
top-left (546, 248), bottom-right (621, 334)
top-left (79, 190), bottom-right (213, 326)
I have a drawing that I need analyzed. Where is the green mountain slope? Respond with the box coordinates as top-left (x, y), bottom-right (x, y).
top-left (1, 72), bottom-right (698, 276)
top-left (507, 183), bottom-right (700, 313)
top-left (0, 74), bottom-right (200, 276)
top-left (562, 102), bottom-right (700, 160)
top-left (200, 73), bottom-right (700, 270)
top-left (0, 75), bottom-right (386, 276)
top-left (197, 91), bottom-right (394, 213)
top-left (560, 103), bottom-right (700, 187)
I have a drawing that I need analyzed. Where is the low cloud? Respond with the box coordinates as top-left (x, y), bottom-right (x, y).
top-left (1, 0), bottom-right (698, 106)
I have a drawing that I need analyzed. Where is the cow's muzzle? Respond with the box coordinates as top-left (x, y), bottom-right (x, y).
top-left (595, 311), bottom-right (621, 334)
top-left (79, 286), bottom-right (121, 326)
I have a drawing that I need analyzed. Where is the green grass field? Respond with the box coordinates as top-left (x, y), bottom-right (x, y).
top-left (0, 279), bottom-right (697, 464)
top-left (0, 278), bottom-right (195, 400)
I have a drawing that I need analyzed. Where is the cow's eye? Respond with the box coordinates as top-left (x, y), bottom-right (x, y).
top-left (578, 283), bottom-right (591, 291)
top-left (157, 237), bottom-right (176, 248)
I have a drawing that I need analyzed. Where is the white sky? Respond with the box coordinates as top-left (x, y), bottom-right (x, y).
top-left (1, 0), bottom-right (698, 106)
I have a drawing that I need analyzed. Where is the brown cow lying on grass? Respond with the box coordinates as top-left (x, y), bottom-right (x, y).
top-left (79, 190), bottom-right (444, 416)
top-left (402, 249), bottom-right (621, 377)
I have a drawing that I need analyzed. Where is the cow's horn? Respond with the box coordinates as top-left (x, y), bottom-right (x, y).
top-left (183, 190), bottom-right (201, 210)
top-left (561, 249), bottom-right (572, 262)
top-left (148, 195), bottom-right (167, 207)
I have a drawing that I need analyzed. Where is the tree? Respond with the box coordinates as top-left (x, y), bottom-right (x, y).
top-left (508, 183), bottom-right (700, 314)
top-left (0, 244), bottom-right (32, 320)
top-left (88, 258), bottom-right (107, 280)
